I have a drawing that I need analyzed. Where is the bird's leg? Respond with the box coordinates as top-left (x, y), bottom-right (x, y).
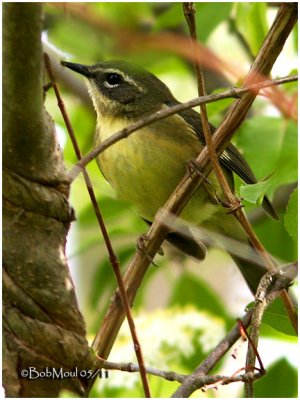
top-left (136, 234), bottom-right (162, 266)
top-left (215, 194), bottom-right (244, 214)
top-left (186, 159), bottom-right (211, 185)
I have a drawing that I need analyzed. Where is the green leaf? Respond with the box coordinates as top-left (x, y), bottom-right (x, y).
top-left (168, 272), bottom-right (230, 323)
top-left (254, 358), bottom-right (298, 398)
top-left (235, 3), bottom-right (268, 55)
top-left (240, 181), bottom-right (268, 207)
top-left (238, 118), bottom-right (297, 203)
top-left (284, 188), bottom-right (298, 243)
top-left (259, 319), bottom-right (298, 341)
top-left (262, 297), bottom-right (297, 337)
top-left (195, 3), bottom-right (232, 42)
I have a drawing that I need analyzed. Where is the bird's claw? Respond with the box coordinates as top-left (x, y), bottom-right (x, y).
top-left (136, 234), bottom-right (160, 266)
top-left (216, 195), bottom-right (244, 214)
top-left (186, 160), bottom-right (211, 185)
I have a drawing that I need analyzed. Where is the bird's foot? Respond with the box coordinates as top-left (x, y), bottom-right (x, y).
top-left (136, 234), bottom-right (161, 266)
top-left (216, 195), bottom-right (244, 214)
top-left (186, 160), bottom-right (211, 185)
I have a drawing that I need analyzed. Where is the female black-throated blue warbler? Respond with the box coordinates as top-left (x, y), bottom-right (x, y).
top-left (62, 60), bottom-right (277, 294)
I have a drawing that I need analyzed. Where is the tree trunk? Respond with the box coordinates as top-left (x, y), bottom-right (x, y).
top-left (2, 4), bottom-right (94, 397)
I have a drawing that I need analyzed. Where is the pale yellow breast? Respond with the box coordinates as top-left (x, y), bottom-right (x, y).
top-left (94, 113), bottom-right (219, 223)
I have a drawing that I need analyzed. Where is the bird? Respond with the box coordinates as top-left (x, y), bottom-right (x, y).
top-left (62, 59), bottom-right (278, 294)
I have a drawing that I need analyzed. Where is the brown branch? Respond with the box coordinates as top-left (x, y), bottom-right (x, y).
top-left (68, 74), bottom-right (297, 182)
top-left (97, 358), bottom-right (187, 383)
top-left (244, 263), bottom-right (297, 397)
top-left (44, 54), bottom-right (151, 398)
top-left (90, 3), bottom-right (297, 369)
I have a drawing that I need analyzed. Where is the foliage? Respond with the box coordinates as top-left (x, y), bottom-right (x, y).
top-left (43, 2), bottom-right (297, 398)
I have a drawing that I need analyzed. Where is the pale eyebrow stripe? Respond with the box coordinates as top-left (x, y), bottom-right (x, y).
top-left (90, 67), bottom-right (144, 92)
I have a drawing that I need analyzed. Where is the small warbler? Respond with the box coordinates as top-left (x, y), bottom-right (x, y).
top-left (62, 60), bottom-right (277, 294)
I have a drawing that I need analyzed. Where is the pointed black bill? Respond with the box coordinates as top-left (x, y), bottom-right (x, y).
top-left (61, 61), bottom-right (93, 78)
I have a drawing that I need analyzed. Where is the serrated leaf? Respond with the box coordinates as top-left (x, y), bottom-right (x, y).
top-left (284, 189), bottom-right (298, 243)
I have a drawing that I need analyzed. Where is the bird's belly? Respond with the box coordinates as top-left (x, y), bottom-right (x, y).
top-left (96, 119), bottom-right (218, 224)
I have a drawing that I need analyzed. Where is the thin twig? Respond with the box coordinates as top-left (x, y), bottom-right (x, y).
top-left (44, 53), bottom-right (151, 398)
top-left (96, 357), bottom-right (187, 383)
top-left (68, 74), bottom-right (297, 181)
top-left (96, 356), bottom-right (263, 389)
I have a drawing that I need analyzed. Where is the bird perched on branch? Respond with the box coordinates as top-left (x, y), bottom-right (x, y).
top-left (62, 60), bottom-right (278, 294)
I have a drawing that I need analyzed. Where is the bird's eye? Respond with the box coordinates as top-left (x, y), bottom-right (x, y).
top-left (104, 73), bottom-right (123, 87)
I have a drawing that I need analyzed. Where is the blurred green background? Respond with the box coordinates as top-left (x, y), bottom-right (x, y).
top-left (43, 3), bottom-right (297, 398)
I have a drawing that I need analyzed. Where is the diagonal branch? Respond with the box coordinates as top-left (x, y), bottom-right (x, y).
top-left (171, 310), bottom-right (254, 397)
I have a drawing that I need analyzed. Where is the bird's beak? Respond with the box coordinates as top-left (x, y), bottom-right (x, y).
top-left (61, 61), bottom-right (93, 78)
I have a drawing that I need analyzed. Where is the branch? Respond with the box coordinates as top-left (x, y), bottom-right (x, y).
top-left (97, 358), bottom-right (187, 383)
top-left (171, 310), bottom-right (254, 397)
top-left (244, 262), bottom-right (298, 397)
top-left (96, 357), bottom-right (264, 389)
